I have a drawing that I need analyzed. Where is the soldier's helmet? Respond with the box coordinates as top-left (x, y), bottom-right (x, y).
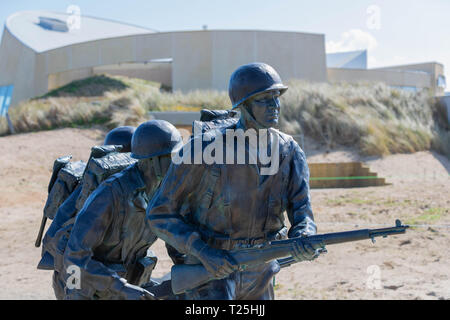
top-left (228, 62), bottom-right (288, 109)
top-left (103, 126), bottom-right (136, 152)
top-left (130, 120), bottom-right (183, 159)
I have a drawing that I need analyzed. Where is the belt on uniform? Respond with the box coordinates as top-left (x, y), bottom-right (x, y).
top-left (201, 227), bottom-right (288, 251)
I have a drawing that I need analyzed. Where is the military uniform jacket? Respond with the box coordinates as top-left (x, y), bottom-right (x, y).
top-left (147, 119), bottom-right (316, 255)
top-left (63, 163), bottom-right (157, 299)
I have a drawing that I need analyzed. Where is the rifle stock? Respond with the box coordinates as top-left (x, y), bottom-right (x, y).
top-left (171, 219), bottom-right (409, 294)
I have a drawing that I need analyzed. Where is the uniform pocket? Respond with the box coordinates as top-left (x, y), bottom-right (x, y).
top-left (264, 195), bottom-right (284, 232)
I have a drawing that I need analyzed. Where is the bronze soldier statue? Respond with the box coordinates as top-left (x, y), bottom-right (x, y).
top-left (38, 125), bottom-right (137, 299)
top-left (146, 63), bottom-right (324, 300)
top-left (62, 120), bottom-right (183, 299)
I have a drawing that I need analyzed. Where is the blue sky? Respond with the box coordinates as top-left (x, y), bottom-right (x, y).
top-left (1, 0), bottom-right (449, 88)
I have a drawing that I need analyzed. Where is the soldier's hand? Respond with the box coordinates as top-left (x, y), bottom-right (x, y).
top-left (197, 246), bottom-right (239, 279)
top-left (292, 236), bottom-right (326, 262)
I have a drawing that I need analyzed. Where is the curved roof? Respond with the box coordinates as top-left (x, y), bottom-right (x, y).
top-left (326, 50), bottom-right (367, 69)
top-left (6, 10), bottom-right (155, 53)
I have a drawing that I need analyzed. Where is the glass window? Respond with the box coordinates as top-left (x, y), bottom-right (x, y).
top-left (437, 75), bottom-right (446, 89)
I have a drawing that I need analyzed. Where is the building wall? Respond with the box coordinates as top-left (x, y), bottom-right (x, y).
top-left (48, 67), bottom-right (94, 91)
top-left (1, 29), bottom-right (327, 107)
top-left (172, 31), bottom-right (214, 91)
top-left (3, 24), bottom-right (443, 109)
top-left (209, 30), bottom-right (327, 91)
top-left (372, 62), bottom-right (445, 95)
top-left (327, 67), bottom-right (432, 91)
top-left (158, 30), bottom-right (327, 92)
top-left (0, 27), bottom-right (37, 107)
top-left (92, 62), bottom-right (172, 88)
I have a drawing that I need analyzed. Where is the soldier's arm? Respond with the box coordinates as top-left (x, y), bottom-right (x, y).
top-left (147, 162), bottom-right (239, 279)
top-left (41, 186), bottom-right (81, 258)
top-left (146, 161), bottom-right (207, 256)
top-left (286, 141), bottom-right (317, 237)
top-left (63, 184), bottom-right (151, 299)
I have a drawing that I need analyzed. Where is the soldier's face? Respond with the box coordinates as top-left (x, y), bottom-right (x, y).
top-left (245, 90), bottom-right (281, 128)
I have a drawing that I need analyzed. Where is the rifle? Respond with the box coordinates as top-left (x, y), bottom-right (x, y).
top-left (35, 155), bottom-right (72, 247)
top-left (35, 216), bottom-right (48, 248)
top-left (171, 219), bottom-right (409, 294)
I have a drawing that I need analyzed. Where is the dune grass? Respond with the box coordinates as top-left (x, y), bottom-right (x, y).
top-left (0, 75), bottom-right (229, 133)
top-left (280, 80), bottom-right (448, 157)
top-left (1, 74), bottom-right (448, 157)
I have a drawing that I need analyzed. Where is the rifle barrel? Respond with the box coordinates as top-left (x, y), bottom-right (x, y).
top-left (277, 221), bottom-right (409, 269)
top-left (35, 216), bottom-right (47, 247)
top-left (316, 229), bottom-right (370, 245)
top-left (308, 222), bottom-right (408, 246)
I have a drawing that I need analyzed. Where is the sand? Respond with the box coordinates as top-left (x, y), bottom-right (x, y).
top-left (0, 128), bottom-right (448, 300)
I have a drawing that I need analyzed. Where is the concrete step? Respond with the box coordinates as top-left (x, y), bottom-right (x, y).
top-left (308, 162), bottom-right (388, 188)
top-left (309, 177), bottom-right (387, 188)
top-left (309, 162), bottom-right (376, 177)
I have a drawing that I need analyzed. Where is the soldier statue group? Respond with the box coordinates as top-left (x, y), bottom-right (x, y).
top-left (35, 63), bottom-right (408, 300)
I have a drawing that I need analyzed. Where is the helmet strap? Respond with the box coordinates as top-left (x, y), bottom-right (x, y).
top-left (239, 104), bottom-right (266, 130)
top-left (152, 156), bottom-right (163, 180)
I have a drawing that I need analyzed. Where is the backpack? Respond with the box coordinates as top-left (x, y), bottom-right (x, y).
top-left (192, 109), bottom-right (239, 136)
top-left (43, 157), bottom-right (86, 220)
top-left (37, 145), bottom-right (137, 271)
top-left (35, 156), bottom-right (86, 247)
top-left (75, 145), bottom-right (137, 211)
